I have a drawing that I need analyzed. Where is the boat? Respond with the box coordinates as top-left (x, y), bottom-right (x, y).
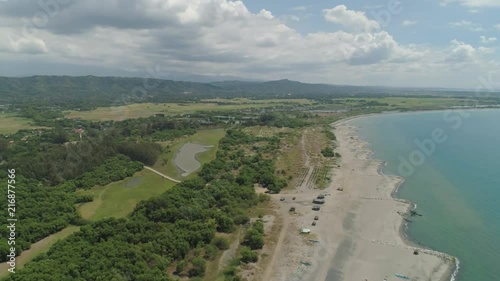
top-left (395, 274), bottom-right (410, 279)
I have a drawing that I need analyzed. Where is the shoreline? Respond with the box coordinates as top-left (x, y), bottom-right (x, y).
top-left (265, 111), bottom-right (461, 281)
top-left (335, 114), bottom-right (459, 281)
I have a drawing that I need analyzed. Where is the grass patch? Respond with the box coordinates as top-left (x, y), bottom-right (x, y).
top-left (0, 113), bottom-right (39, 134)
top-left (77, 169), bottom-right (175, 221)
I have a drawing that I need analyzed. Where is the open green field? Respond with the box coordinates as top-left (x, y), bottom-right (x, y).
top-left (202, 98), bottom-right (313, 104)
top-left (0, 113), bottom-right (38, 134)
top-left (77, 169), bottom-right (176, 221)
top-left (153, 129), bottom-right (226, 180)
top-left (0, 226), bottom-right (80, 277)
top-left (336, 97), bottom-right (489, 110)
top-left (63, 100), bottom-right (311, 121)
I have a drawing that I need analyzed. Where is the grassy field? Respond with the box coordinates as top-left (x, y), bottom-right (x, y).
top-left (0, 113), bottom-right (38, 134)
top-left (64, 100), bottom-right (311, 121)
top-left (0, 226), bottom-right (80, 277)
top-left (152, 129), bottom-right (226, 180)
top-left (77, 169), bottom-right (176, 221)
top-left (202, 98), bottom-right (313, 104)
top-left (335, 97), bottom-right (483, 110)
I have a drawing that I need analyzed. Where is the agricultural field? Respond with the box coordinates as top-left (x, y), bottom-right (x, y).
top-left (64, 99), bottom-right (312, 121)
top-left (0, 113), bottom-right (39, 134)
top-left (152, 129), bottom-right (226, 180)
top-left (77, 169), bottom-right (176, 221)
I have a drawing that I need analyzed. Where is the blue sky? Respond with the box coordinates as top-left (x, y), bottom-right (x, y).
top-left (244, 0), bottom-right (499, 46)
top-left (0, 0), bottom-right (499, 88)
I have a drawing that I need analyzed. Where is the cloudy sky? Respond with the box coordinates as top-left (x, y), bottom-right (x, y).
top-left (1, 0), bottom-right (499, 88)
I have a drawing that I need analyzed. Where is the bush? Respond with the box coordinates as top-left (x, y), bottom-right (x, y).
top-left (243, 229), bottom-right (264, 250)
top-left (175, 260), bottom-right (187, 274)
top-left (233, 214), bottom-right (250, 225)
top-left (204, 244), bottom-right (219, 260)
top-left (189, 257), bottom-right (206, 277)
top-left (213, 236), bottom-right (230, 250)
top-left (321, 147), bottom-right (335, 157)
top-left (240, 247), bottom-right (258, 263)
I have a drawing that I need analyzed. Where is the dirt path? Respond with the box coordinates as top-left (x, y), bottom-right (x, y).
top-left (144, 166), bottom-right (181, 183)
top-left (261, 208), bottom-right (290, 281)
top-left (262, 133), bottom-right (312, 280)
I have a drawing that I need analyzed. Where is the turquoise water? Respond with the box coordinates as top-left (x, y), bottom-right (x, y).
top-left (353, 110), bottom-right (500, 281)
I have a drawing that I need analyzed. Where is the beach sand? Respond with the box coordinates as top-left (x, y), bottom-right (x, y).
top-left (263, 119), bottom-right (456, 281)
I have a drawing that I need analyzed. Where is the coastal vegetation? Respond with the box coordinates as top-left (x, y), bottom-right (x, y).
top-left (1, 75), bottom-right (500, 280)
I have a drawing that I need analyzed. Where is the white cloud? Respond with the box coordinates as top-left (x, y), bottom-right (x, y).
top-left (450, 20), bottom-right (485, 32)
top-left (445, 39), bottom-right (493, 63)
top-left (402, 20), bottom-right (417, 27)
top-left (292, 6), bottom-right (307, 11)
top-left (0, 30), bottom-right (48, 54)
top-left (0, 1), bottom-right (498, 88)
top-left (480, 36), bottom-right (497, 43)
top-left (441, 0), bottom-right (500, 7)
top-left (323, 5), bottom-right (380, 32)
top-left (282, 15), bottom-right (300, 22)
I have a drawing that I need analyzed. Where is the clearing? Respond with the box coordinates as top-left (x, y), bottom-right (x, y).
top-left (77, 169), bottom-right (176, 221)
top-left (0, 113), bottom-right (40, 134)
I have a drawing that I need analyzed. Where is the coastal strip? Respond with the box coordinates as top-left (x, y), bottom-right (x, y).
top-left (263, 115), bottom-right (458, 281)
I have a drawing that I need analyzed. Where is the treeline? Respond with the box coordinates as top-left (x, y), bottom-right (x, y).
top-left (2, 117), bottom-right (199, 186)
top-left (4, 129), bottom-right (283, 280)
top-left (241, 112), bottom-right (308, 128)
top-left (0, 154), bottom-right (144, 261)
top-left (69, 154), bottom-right (144, 189)
top-left (0, 76), bottom-right (424, 111)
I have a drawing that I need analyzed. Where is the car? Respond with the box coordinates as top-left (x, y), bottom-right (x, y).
top-left (292, 197), bottom-right (296, 200)
top-left (314, 216), bottom-right (319, 220)
top-left (289, 207), bottom-right (296, 212)
top-left (312, 205), bottom-right (321, 211)
top-left (312, 221), bottom-right (316, 226)
top-left (280, 197), bottom-right (285, 201)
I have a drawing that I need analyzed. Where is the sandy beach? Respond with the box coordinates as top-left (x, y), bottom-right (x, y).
top-left (263, 118), bottom-right (457, 281)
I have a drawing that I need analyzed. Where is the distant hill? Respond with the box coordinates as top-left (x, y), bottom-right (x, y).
top-left (0, 75), bottom-right (487, 110)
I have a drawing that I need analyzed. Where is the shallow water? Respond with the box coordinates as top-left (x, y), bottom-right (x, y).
top-left (174, 142), bottom-right (211, 177)
top-left (353, 110), bottom-right (500, 281)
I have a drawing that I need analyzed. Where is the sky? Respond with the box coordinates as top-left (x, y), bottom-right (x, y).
top-left (0, 0), bottom-right (499, 88)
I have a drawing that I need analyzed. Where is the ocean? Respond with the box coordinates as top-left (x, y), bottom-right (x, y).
top-left (352, 109), bottom-right (500, 281)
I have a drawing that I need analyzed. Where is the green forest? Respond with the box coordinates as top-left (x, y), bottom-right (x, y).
top-left (2, 129), bottom-right (284, 280)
